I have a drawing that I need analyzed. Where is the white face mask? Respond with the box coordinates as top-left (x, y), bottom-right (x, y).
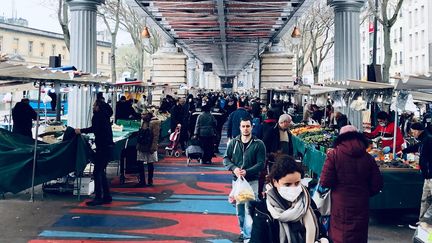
top-left (379, 122), bottom-right (386, 127)
top-left (277, 185), bottom-right (303, 202)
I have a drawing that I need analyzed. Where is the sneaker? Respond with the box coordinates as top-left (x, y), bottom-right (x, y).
top-left (408, 221), bottom-right (419, 230)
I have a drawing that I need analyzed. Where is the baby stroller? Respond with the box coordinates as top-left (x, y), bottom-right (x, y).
top-left (185, 137), bottom-right (204, 166)
top-left (165, 124), bottom-right (182, 157)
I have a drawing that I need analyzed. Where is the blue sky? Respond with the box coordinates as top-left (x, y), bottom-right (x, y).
top-left (2, 0), bottom-right (132, 44)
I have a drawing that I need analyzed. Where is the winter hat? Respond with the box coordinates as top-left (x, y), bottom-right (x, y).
top-left (411, 122), bottom-right (425, 131)
top-left (340, 125), bottom-right (358, 134)
top-left (278, 114), bottom-right (292, 123)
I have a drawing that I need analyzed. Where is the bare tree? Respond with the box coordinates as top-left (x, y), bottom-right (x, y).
top-left (57, 0), bottom-right (70, 51)
top-left (308, 1), bottom-right (334, 84)
top-left (282, 0), bottom-right (333, 84)
top-left (369, 0), bottom-right (404, 82)
top-left (98, 0), bottom-right (121, 83)
top-left (117, 3), bottom-right (161, 80)
top-left (281, 18), bottom-right (312, 84)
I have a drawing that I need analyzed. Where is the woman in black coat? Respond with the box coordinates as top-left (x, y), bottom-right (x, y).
top-left (250, 156), bottom-right (329, 243)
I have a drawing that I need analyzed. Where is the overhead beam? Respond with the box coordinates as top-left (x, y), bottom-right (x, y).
top-left (216, 0), bottom-right (228, 77)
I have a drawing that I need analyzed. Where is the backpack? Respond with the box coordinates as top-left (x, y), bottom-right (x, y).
top-left (137, 127), bottom-right (153, 152)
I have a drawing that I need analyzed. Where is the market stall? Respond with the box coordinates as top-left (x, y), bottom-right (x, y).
top-left (296, 80), bottom-right (426, 209)
top-left (0, 62), bottom-right (117, 200)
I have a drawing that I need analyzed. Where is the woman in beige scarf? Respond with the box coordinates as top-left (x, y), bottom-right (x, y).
top-left (250, 156), bottom-right (329, 243)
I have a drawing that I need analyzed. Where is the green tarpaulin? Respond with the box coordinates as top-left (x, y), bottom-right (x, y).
top-left (0, 128), bottom-right (91, 194)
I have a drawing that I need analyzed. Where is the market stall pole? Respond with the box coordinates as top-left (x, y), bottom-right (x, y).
top-left (8, 93), bottom-right (12, 131)
top-left (392, 99), bottom-right (399, 157)
top-left (30, 83), bottom-right (42, 202)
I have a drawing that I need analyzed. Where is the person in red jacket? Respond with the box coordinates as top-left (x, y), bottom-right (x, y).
top-left (365, 111), bottom-right (404, 152)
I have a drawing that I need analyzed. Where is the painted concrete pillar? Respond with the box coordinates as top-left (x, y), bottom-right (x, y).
top-left (254, 59), bottom-right (260, 90)
top-left (246, 68), bottom-right (254, 90)
top-left (328, 0), bottom-right (365, 131)
top-left (152, 41), bottom-right (187, 105)
top-left (186, 57), bottom-right (197, 88)
top-left (328, 0), bottom-right (364, 81)
top-left (198, 64), bottom-right (205, 89)
top-left (259, 40), bottom-right (294, 103)
top-left (67, 0), bottom-right (103, 128)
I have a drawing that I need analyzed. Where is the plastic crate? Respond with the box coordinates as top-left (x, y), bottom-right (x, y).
top-left (117, 119), bottom-right (141, 129)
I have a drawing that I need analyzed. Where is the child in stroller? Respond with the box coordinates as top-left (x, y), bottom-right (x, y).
top-left (185, 136), bottom-right (204, 166)
top-left (165, 123), bottom-right (182, 157)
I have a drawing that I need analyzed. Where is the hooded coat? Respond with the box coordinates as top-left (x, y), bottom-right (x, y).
top-left (319, 132), bottom-right (383, 243)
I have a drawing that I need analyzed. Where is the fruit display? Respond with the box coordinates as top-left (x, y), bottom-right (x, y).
top-left (295, 127), bottom-right (337, 149)
top-left (369, 148), bottom-right (419, 169)
top-left (291, 125), bottom-right (321, 136)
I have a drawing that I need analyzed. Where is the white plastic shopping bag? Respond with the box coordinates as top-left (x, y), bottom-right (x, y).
top-left (312, 185), bottom-right (331, 216)
top-left (228, 176), bottom-right (255, 204)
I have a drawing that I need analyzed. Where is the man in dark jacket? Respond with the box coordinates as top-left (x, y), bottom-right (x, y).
top-left (194, 105), bottom-right (217, 164)
top-left (261, 109), bottom-right (277, 141)
top-left (170, 97), bottom-right (189, 150)
top-left (224, 117), bottom-right (266, 241)
top-left (401, 123), bottom-right (432, 228)
top-left (12, 98), bottom-right (37, 138)
top-left (262, 114), bottom-right (294, 158)
top-left (227, 101), bottom-right (251, 139)
top-left (75, 99), bottom-right (114, 206)
top-left (115, 96), bottom-right (136, 122)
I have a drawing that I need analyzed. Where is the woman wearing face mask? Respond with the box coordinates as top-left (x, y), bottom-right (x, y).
top-left (250, 156), bottom-right (329, 243)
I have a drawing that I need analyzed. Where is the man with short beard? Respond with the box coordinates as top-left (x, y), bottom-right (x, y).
top-left (224, 117), bottom-right (265, 242)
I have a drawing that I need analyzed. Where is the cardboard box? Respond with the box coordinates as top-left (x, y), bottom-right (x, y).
top-left (73, 177), bottom-right (94, 196)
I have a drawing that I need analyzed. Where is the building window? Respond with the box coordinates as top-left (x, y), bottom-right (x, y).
top-left (394, 52), bottom-right (397, 65)
top-left (422, 55), bottom-right (426, 73)
top-left (422, 30), bottom-right (426, 48)
top-left (410, 57), bottom-right (413, 72)
top-left (409, 34), bottom-right (413, 50)
top-left (421, 6), bottom-right (425, 20)
top-left (100, 52), bottom-right (104, 64)
top-left (13, 38), bottom-right (19, 54)
top-left (0, 36), bottom-right (3, 52)
top-left (51, 44), bottom-right (56, 56)
top-left (415, 32), bottom-right (419, 50)
top-left (409, 11), bottom-right (412, 27)
top-left (28, 41), bottom-right (33, 56)
top-left (399, 27), bottom-right (403, 41)
top-left (40, 43), bottom-right (45, 57)
top-left (400, 51), bottom-right (403, 64)
top-left (108, 52), bottom-right (111, 64)
top-left (62, 46), bottom-right (67, 59)
top-left (399, 9), bottom-right (402, 17)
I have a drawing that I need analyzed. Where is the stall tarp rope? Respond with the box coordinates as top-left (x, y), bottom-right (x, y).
top-left (0, 128), bottom-right (90, 194)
